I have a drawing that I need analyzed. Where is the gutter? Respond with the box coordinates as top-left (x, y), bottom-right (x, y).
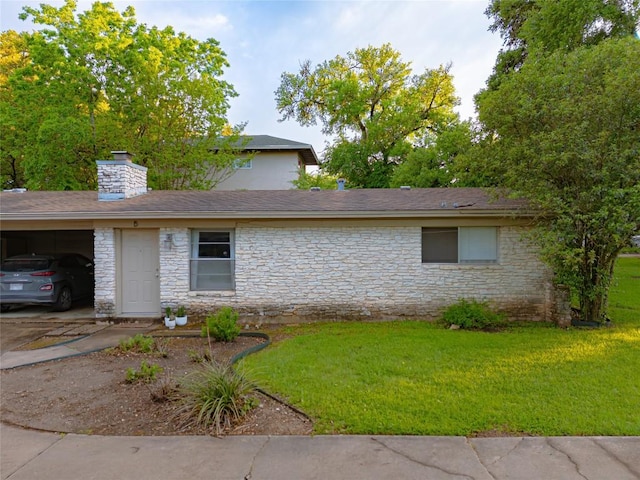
top-left (0, 209), bottom-right (536, 222)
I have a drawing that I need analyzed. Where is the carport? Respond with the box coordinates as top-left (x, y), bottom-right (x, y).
top-left (1, 230), bottom-right (93, 260)
top-left (1, 228), bottom-right (95, 316)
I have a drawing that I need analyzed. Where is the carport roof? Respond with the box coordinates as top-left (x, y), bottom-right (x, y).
top-left (0, 188), bottom-right (531, 220)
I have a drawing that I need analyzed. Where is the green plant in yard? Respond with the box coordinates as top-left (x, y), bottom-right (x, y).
top-left (125, 360), bottom-right (163, 383)
top-left (117, 334), bottom-right (168, 357)
top-left (119, 334), bottom-right (155, 353)
top-left (202, 307), bottom-right (241, 342)
top-left (173, 361), bottom-right (256, 435)
top-left (440, 298), bottom-right (505, 330)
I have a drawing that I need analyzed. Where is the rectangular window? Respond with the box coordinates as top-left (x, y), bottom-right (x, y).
top-left (422, 227), bottom-right (498, 263)
top-left (233, 158), bottom-right (252, 169)
top-left (190, 230), bottom-right (235, 290)
top-left (422, 228), bottom-right (458, 263)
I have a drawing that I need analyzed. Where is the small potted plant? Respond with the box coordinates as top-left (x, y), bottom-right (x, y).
top-left (175, 305), bottom-right (188, 326)
top-left (164, 306), bottom-right (176, 329)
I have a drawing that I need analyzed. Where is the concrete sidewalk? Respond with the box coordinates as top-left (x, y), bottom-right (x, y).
top-left (2, 424), bottom-right (639, 480)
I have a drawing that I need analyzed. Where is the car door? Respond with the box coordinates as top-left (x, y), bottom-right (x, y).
top-left (59, 255), bottom-right (93, 299)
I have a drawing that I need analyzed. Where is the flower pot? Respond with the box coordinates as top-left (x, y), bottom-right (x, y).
top-left (164, 317), bottom-right (176, 329)
top-left (175, 315), bottom-right (187, 327)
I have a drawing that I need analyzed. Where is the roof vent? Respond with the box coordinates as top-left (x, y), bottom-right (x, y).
top-left (400, 185), bottom-right (411, 190)
top-left (310, 187), bottom-right (321, 191)
top-left (337, 178), bottom-right (346, 191)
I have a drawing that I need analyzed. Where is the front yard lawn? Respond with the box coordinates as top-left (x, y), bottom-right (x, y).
top-left (242, 257), bottom-right (640, 436)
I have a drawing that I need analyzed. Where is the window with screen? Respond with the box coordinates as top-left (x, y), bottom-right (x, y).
top-left (190, 230), bottom-right (235, 290)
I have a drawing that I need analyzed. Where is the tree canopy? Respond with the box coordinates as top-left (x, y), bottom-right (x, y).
top-left (389, 121), bottom-right (475, 188)
top-left (275, 44), bottom-right (459, 188)
top-left (474, 36), bottom-right (640, 323)
top-left (474, 1), bottom-right (640, 324)
top-left (0, 0), bottom-right (243, 190)
top-left (484, 0), bottom-right (640, 89)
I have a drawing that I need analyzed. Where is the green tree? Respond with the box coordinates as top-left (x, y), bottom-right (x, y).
top-left (474, 37), bottom-right (640, 323)
top-left (484, 0), bottom-right (639, 89)
top-left (1, 0), bottom-right (242, 190)
top-left (275, 44), bottom-right (458, 188)
top-left (0, 30), bottom-right (30, 189)
top-left (292, 169), bottom-right (339, 190)
top-left (390, 121), bottom-right (474, 188)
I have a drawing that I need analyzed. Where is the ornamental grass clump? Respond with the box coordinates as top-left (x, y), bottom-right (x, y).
top-left (202, 306), bottom-right (241, 342)
top-left (173, 361), bottom-right (256, 435)
top-left (440, 298), bottom-right (506, 330)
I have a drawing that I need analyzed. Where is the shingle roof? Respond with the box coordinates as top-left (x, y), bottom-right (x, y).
top-left (236, 135), bottom-right (319, 165)
top-left (0, 188), bottom-right (530, 221)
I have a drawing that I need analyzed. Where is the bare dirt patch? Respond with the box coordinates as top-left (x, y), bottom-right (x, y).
top-left (0, 335), bottom-right (312, 436)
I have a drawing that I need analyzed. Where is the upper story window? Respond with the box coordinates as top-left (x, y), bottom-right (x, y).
top-left (190, 230), bottom-right (235, 290)
top-left (422, 227), bottom-right (498, 263)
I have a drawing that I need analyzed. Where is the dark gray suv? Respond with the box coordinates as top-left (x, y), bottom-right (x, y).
top-left (0, 254), bottom-right (94, 312)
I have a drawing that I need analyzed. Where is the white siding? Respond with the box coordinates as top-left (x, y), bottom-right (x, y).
top-left (215, 152), bottom-right (300, 190)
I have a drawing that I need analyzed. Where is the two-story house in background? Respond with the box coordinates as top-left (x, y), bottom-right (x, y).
top-left (215, 135), bottom-right (319, 190)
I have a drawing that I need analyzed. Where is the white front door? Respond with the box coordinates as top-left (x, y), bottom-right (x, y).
top-left (120, 229), bottom-right (160, 315)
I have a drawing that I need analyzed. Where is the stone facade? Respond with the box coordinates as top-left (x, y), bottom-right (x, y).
top-left (97, 152), bottom-right (147, 201)
top-left (128, 224), bottom-right (563, 324)
top-left (94, 228), bottom-right (117, 317)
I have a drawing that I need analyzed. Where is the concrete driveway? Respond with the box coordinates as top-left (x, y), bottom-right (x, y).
top-left (0, 305), bottom-right (95, 354)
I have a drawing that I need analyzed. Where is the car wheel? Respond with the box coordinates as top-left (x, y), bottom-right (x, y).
top-left (0, 305), bottom-right (10, 313)
top-left (53, 287), bottom-right (72, 312)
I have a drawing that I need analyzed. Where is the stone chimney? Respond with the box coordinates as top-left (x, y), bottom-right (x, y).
top-left (97, 151), bottom-right (148, 201)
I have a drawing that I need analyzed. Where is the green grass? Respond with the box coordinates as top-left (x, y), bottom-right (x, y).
top-left (608, 256), bottom-right (640, 325)
top-left (243, 257), bottom-right (640, 436)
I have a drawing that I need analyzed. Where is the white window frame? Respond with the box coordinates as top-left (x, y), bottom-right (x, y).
top-left (190, 230), bottom-right (235, 290)
top-left (422, 227), bottom-right (498, 264)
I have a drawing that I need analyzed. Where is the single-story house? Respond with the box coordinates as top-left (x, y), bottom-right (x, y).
top-left (0, 153), bottom-right (570, 325)
top-left (214, 135), bottom-right (319, 190)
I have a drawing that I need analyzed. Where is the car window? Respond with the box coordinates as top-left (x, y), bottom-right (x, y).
top-left (60, 256), bottom-right (86, 268)
top-left (1, 258), bottom-right (51, 272)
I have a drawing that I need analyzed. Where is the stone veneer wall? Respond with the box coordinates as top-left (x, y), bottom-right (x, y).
top-left (94, 228), bottom-right (117, 317)
top-left (151, 224), bottom-right (561, 324)
top-left (97, 160), bottom-right (147, 200)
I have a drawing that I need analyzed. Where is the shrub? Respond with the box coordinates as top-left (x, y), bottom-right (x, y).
top-left (173, 361), bottom-right (256, 435)
top-left (119, 334), bottom-right (155, 353)
top-left (117, 334), bottom-right (168, 356)
top-left (202, 307), bottom-right (241, 342)
top-left (440, 299), bottom-right (505, 330)
top-left (126, 360), bottom-right (163, 383)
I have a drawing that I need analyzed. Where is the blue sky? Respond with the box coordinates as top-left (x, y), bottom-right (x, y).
top-left (1, 0), bottom-right (504, 156)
